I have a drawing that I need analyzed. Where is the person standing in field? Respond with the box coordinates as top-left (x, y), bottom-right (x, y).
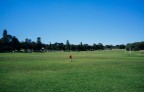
top-left (69, 55), bottom-right (72, 62)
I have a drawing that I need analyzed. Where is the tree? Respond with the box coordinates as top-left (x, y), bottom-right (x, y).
top-left (71, 44), bottom-right (77, 51)
top-left (37, 37), bottom-right (41, 44)
top-left (3, 29), bottom-right (7, 38)
top-left (36, 37), bottom-right (42, 51)
top-left (1, 29), bottom-right (13, 52)
top-left (80, 42), bottom-right (84, 51)
top-left (66, 40), bottom-right (70, 51)
top-left (12, 36), bottom-right (20, 51)
top-left (59, 43), bottom-right (64, 51)
top-left (105, 45), bottom-right (113, 50)
top-left (119, 44), bottom-right (125, 49)
top-left (0, 39), bottom-right (4, 52)
top-left (93, 43), bottom-right (98, 50)
top-left (98, 43), bottom-right (104, 50)
top-left (2, 29), bottom-right (12, 43)
top-left (47, 42), bottom-right (52, 51)
top-left (126, 41), bottom-right (144, 51)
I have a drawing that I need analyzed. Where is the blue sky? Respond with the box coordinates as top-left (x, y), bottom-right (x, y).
top-left (0, 0), bottom-right (144, 45)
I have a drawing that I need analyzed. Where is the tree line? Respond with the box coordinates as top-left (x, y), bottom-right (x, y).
top-left (0, 29), bottom-right (144, 52)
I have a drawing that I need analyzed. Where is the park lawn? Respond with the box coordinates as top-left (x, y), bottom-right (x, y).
top-left (0, 51), bottom-right (144, 92)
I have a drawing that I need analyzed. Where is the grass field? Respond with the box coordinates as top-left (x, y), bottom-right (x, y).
top-left (0, 51), bottom-right (144, 92)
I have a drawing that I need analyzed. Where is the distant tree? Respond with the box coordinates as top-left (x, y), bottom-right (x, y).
top-left (79, 42), bottom-right (87, 51)
top-left (0, 39), bottom-right (4, 52)
top-left (83, 44), bottom-right (89, 51)
top-left (139, 42), bottom-right (144, 50)
top-left (80, 42), bottom-right (84, 51)
top-left (93, 43), bottom-right (98, 50)
top-left (66, 40), bottom-right (70, 51)
top-left (50, 42), bottom-right (53, 51)
top-left (105, 45), bottom-right (113, 50)
top-left (3, 29), bottom-right (7, 37)
top-left (47, 42), bottom-right (52, 51)
top-left (12, 36), bottom-right (20, 51)
top-left (98, 43), bottom-right (104, 50)
top-left (37, 37), bottom-right (41, 44)
top-left (70, 44), bottom-right (76, 51)
top-left (126, 41), bottom-right (144, 51)
top-left (115, 45), bottom-right (120, 49)
top-left (2, 29), bottom-right (12, 43)
top-left (31, 41), bottom-right (37, 50)
top-left (21, 42), bottom-right (31, 52)
top-left (1, 29), bottom-right (13, 52)
top-left (77, 44), bottom-right (81, 51)
top-left (53, 42), bottom-right (59, 51)
top-left (59, 43), bottom-right (64, 51)
top-left (119, 44), bottom-right (125, 49)
top-left (1, 29), bottom-right (143, 52)
top-left (36, 37), bottom-right (42, 51)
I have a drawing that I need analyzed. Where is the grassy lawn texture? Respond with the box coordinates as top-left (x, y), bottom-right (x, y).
top-left (0, 51), bottom-right (144, 92)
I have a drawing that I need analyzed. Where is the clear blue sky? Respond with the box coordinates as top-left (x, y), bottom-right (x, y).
top-left (0, 0), bottom-right (144, 45)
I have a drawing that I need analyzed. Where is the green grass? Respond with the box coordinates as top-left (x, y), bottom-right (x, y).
top-left (0, 51), bottom-right (144, 92)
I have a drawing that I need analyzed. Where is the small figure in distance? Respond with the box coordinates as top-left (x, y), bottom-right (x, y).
top-left (69, 55), bottom-right (72, 62)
